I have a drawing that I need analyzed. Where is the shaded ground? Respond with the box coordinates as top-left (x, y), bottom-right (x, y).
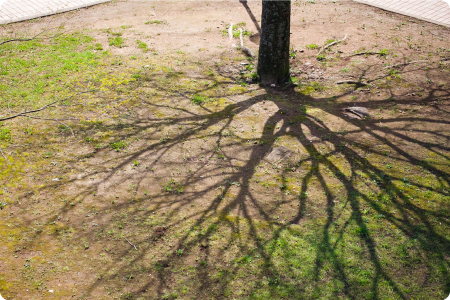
top-left (1, 0), bottom-right (450, 299)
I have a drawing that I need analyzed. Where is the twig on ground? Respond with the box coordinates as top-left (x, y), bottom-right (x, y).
top-left (346, 51), bottom-right (380, 58)
top-left (0, 18), bottom-right (72, 46)
top-left (26, 117), bottom-right (78, 121)
top-left (318, 34), bottom-right (347, 56)
top-left (428, 30), bottom-right (448, 39)
top-left (125, 238), bottom-right (138, 250)
top-left (0, 90), bottom-right (95, 122)
top-left (0, 149), bottom-right (7, 163)
top-left (238, 28), bottom-right (255, 59)
top-left (335, 80), bottom-right (369, 86)
top-left (384, 60), bottom-right (429, 69)
top-left (0, 29), bottom-right (48, 46)
top-left (0, 100), bottom-right (61, 121)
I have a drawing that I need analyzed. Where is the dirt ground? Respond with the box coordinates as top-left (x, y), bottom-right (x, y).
top-left (7, 0), bottom-right (449, 60)
top-left (1, 0), bottom-right (450, 299)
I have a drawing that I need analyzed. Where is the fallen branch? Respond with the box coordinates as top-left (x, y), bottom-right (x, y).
top-left (384, 60), bottom-right (429, 69)
top-left (229, 23), bottom-right (233, 41)
top-left (0, 149), bottom-right (7, 163)
top-left (335, 80), bottom-right (369, 86)
top-left (0, 29), bottom-right (48, 46)
top-left (125, 238), bottom-right (138, 251)
top-left (7, 103), bottom-right (13, 115)
top-left (318, 34), bottom-right (347, 56)
top-left (0, 100), bottom-right (61, 121)
top-left (0, 17), bottom-right (72, 47)
top-left (346, 51), bottom-right (380, 58)
top-left (238, 28), bottom-right (255, 59)
top-left (0, 90), bottom-right (94, 122)
top-left (428, 30), bottom-right (448, 39)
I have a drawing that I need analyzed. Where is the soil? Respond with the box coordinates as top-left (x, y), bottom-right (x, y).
top-left (153, 227), bottom-right (166, 239)
top-left (0, 0), bottom-right (450, 299)
top-left (4, 0), bottom-right (448, 62)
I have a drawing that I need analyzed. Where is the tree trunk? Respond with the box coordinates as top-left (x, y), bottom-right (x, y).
top-left (257, 0), bottom-right (291, 86)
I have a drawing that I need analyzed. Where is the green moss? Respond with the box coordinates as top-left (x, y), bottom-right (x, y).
top-left (227, 85), bottom-right (248, 95)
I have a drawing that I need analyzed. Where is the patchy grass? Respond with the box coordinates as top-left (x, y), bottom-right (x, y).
top-left (0, 125), bottom-right (11, 142)
top-left (94, 42), bottom-right (103, 50)
top-left (190, 94), bottom-right (211, 105)
top-left (144, 20), bottom-right (167, 25)
top-left (136, 40), bottom-right (148, 52)
top-left (109, 36), bottom-right (125, 47)
top-left (306, 43), bottom-right (319, 50)
top-left (110, 140), bottom-right (128, 151)
top-left (0, 32), bottom-right (102, 110)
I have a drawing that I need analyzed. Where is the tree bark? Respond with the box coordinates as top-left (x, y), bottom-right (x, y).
top-left (257, 0), bottom-right (291, 86)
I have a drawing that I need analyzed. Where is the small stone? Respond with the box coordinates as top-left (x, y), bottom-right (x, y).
top-left (266, 146), bottom-right (294, 163)
top-left (270, 84), bottom-right (276, 87)
top-left (341, 106), bottom-right (369, 119)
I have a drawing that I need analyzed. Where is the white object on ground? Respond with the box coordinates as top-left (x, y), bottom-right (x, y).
top-left (0, 293), bottom-right (5, 300)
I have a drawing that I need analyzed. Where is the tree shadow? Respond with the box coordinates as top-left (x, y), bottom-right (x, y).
top-left (239, 0), bottom-right (261, 35)
top-left (15, 59), bottom-right (450, 299)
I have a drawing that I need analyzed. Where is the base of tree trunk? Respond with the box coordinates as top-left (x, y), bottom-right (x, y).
top-left (257, 1), bottom-right (291, 86)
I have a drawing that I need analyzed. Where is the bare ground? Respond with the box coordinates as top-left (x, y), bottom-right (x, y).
top-left (0, 0), bottom-right (450, 299)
